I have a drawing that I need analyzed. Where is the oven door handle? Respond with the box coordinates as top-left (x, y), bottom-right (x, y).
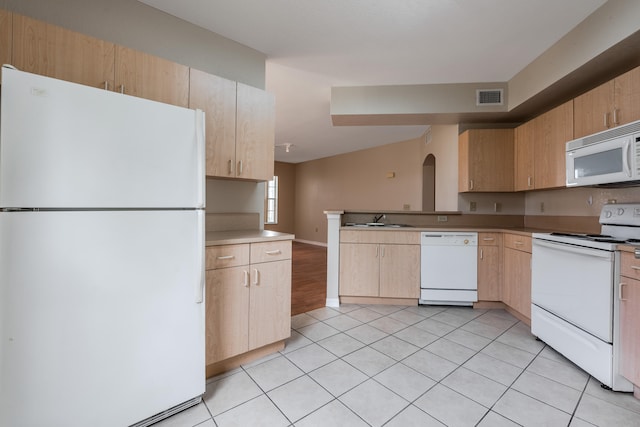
top-left (533, 239), bottom-right (613, 259)
top-left (623, 138), bottom-right (632, 177)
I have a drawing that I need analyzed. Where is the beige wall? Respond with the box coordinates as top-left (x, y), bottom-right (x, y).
top-left (293, 125), bottom-right (460, 243)
top-left (2, 0), bottom-right (266, 88)
top-left (265, 162), bottom-right (296, 234)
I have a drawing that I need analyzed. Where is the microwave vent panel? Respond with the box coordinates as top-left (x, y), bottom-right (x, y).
top-left (476, 89), bottom-right (503, 106)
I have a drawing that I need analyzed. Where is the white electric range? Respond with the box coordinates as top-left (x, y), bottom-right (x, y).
top-left (531, 203), bottom-right (640, 392)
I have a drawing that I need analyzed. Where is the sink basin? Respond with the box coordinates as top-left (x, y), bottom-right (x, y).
top-left (344, 223), bottom-right (412, 228)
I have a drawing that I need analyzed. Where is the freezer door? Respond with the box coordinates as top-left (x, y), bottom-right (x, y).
top-left (0, 210), bottom-right (205, 427)
top-left (0, 68), bottom-right (205, 209)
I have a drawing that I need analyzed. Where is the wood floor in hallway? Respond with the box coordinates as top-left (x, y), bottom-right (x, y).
top-left (291, 241), bottom-right (327, 316)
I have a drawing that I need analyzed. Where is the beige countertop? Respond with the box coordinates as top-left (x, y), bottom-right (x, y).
top-left (339, 226), bottom-right (552, 236)
top-left (205, 230), bottom-right (294, 246)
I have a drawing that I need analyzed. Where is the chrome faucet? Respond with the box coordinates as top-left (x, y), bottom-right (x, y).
top-left (372, 214), bottom-right (385, 223)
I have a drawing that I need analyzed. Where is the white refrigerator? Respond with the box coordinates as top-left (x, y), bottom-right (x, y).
top-left (0, 67), bottom-right (206, 427)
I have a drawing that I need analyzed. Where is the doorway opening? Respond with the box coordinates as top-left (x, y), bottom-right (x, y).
top-left (422, 154), bottom-right (435, 211)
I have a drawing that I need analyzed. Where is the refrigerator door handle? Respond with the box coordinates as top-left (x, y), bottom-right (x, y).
top-left (195, 109), bottom-right (206, 209)
top-left (195, 210), bottom-right (205, 303)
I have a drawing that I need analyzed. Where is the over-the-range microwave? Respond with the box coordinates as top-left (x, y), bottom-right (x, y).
top-left (566, 119), bottom-right (640, 187)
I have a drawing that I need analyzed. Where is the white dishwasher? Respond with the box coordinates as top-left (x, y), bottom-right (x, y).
top-left (420, 232), bottom-right (478, 306)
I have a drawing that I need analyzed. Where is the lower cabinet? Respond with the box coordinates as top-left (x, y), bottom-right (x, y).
top-left (205, 240), bottom-right (291, 366)
top-left (502, 233), bottom-right (532, 320)
top-left (339, 230), bottom-right (420, 299)
top-left (477, 232), bottom-right (502, 301)
top-left (620, 251), bottom-right (640, 392)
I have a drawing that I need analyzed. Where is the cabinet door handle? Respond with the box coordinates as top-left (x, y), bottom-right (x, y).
top-left (243, 270), bottom-right (249, 287)
top-left (103, 81), bottom-right (109, 91)
top-left (376, 246), bottom-right (379, 258)
top-left (527, 176), bottom-right (532, 187)
top-left (613, 109), bottom-right (619, 125)
top-left (381, 246), bottom-right (385, 258)
top-left (216, 255), bottom-right (235, 260)
top-left (470, 179), bottom-right (474, 190)
top-left (252, 268), bottom-right (259, 286)
top-left (228, 159), bottom-right (234, 175)
top-left (265, 250), bottom-right (282, 255)
top-left (604, 112), bottom-right (609, 128)
top-left (480, 248), bottom-right (484, 260)
top-left (119, 84), bottom-right (125, 94)
top-left (238, 160), bottom-right (243, 176)
top-left (619, 282), bottom-right (627, 301)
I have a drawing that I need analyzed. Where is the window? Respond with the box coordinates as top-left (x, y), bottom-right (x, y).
top-left (265, 176), bottom-right (278, 224)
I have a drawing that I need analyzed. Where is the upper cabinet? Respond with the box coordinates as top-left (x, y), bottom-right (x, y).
top-left (12, 14), bottom-right (115, 89)
top-left (514, 100), bottom-right (573, 191)
top-left (0, 10), bottom-right (12, 69)
top-left (236, 83), bottom-right (275, 181)
top-left (190, 69), bottom-right (275, 181)
top-left (115, 46), bottom-right (189, 107)
top-left (189, 69), bottom-right (237, 178)
top-left (458, 129), bottom-right (514, 192)
top-left (574, 65), bottom-right (640, 138)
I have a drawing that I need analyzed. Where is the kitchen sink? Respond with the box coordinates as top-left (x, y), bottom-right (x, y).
top-left (344, 222), bottom-right (413, 228)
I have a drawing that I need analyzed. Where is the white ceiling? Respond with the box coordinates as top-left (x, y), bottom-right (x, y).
top-left (139, 0), bottom-right (606, 163)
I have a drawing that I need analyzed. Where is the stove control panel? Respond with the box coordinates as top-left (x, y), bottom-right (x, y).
top-left (599, 203), bottom-right (640, 225)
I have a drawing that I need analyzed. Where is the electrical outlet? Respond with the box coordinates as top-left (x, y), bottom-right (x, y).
top-left (437, 215), bottom-right (448, 222)
top-left (540, 202), bottom-right (545, 213)
top-left (469, 201), bottom-right (477, 212)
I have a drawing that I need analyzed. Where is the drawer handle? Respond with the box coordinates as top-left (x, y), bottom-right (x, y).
top-left (482, 237), bottom-right (495, 241)
top-left (217, 255), bottom-right (235, 260)
top-left (514, 241), bottom-right (523, 245)
top-left (619, 282), bottom-right (627, 301)
top-left (631, 266), bottom-right (640, 271)
top-left (265, 250), bottom-right (282, 255)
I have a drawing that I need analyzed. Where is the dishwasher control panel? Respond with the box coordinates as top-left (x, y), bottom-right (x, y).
top-left (420, 232), bottom-right (478, 246)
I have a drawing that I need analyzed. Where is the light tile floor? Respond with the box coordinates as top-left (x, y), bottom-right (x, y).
top-left (154, 305), bottom-right (640, 426)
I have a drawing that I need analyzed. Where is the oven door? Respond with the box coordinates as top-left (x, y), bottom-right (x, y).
top-left (531, 238), bottom-right (614, 342)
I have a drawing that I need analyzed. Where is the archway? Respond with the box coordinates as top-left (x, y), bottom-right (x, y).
top-left (422, 154), bottom-right (436, 211)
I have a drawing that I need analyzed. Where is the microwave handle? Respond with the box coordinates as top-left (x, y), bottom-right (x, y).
top-left (623, 138), bottom-right (632, 177)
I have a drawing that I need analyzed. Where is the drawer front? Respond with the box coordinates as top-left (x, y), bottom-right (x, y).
top-left (504, 233), bottom-right (532, 252)
top-left (250, 240), bottom-right (292, 264)
top-left (621, 251), bottom-right (640, 279)
top-left (206, 244), bottom-right (250, 270)
top-left (340, 230), bottom-right (420, 244)
top-left (478, 232), bottom-right (502, 246)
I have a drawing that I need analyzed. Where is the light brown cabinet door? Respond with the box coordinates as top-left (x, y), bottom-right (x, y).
top-left (189, 69), bottom-right (237, 178)
top-left (503, 247), bottom-right (531, 319)
top-left (249, 259), bottom-right (292, 350)
top-left (115, 45), bottom-right (189, 107)
top-left (339, 243), bottom-right (380, 297)
top-left (379, 244), bottom-right (420, 298)
top-left (477, 244), bottom-right (502, 301)
top-left (12, 14), bottom-right (115, 89)
top-left (458, 129), bottom-right (514, 192)
top-left (236, 82), bottom-right (275, 181)
top-left (573, 80), bottom-right (614, 139)
top-left (514, 120), bottom-right (535, 191)
top-left (620, 276), bottom-right (640, 386)
top-left (614, 66), bottom-right (640, 128)
top-left (0, 9), bottom-right (12, 70)
top-left (205, 267), bottom-right (250, 364)
top-left (535, 100), bottom-right (573, 189)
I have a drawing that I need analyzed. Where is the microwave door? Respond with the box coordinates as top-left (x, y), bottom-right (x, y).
top-left (566, 136), bottom-right (635, 187)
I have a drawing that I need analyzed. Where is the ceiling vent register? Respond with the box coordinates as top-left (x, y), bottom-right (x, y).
top-left (476, 89), bottom-right (503, 106)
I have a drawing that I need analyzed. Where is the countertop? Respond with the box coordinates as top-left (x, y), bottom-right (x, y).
top-left (205, 230), bottom-right (295, 246)
top-left (339, 226), bottom-right (551, 237)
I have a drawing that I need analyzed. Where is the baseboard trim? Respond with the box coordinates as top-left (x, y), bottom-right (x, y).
top-left (294, 239), bottom-right (327, 247)
top-left (340, 296), bottom-right (418, 306)
top-left (205, 340), bottom-right (285, 378)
